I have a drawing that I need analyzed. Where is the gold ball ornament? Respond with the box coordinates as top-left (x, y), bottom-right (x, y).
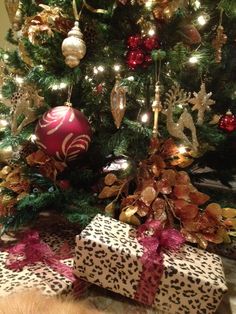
top-left (62, 21), bottom-right (86, 68)
top-left (0, 146), bottom-right (14, 164)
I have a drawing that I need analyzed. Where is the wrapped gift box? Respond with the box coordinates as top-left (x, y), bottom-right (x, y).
top-left (0, 226), bottom-right (79, 297)
top-left (74, 214), bottom-right (228, 314)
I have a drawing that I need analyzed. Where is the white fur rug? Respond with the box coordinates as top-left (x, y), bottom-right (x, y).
top-left (0, 290), bottom-right (101, 314)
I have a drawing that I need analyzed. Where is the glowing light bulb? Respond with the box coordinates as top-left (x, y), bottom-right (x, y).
top-left (3, 54), bottom-right (9, 61)
top-left (30, 134), bottom-right (37, 142)
top-left (178, 145), bottom-right (187, 154)
top-left (51, 84), bottom-right (59, 90)
top-left (121, 160), bottom-right (129, 170)
top-left (140, 113), bottom-right (149, 123)
top-left (97, 65), bottom-right (105, 72)
top-left (197, 15), bottom-right (207, 26)
top-left (148, 28), bottom-right (155, 36)
top-left (189, 56), bottom-right (199, 64)
top-left (15, 75), bottom-right (24, 85)
top-left (114, 64), bottom-right (121, 72)
top-left (0, 119), bottom-right (8, 126)
top-left (85, 75), bottom-right (92, 82)
top-left (59, 82), bottom-right (67, 89)
top-left (194, 0), bottom-right (201, 9)
top-left (127, 76), bottom-right (134, 81)
top-left (145, 0), bottom-right (154, 10)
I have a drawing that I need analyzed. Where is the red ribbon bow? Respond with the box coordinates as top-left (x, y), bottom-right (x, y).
top-left (4, 230), bottom-right (75, 282)
top-left (134, 220), bottom-right (185, 305)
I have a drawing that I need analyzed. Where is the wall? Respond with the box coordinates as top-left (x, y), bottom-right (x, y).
top-left (0, 2), bottom-right (12, 49)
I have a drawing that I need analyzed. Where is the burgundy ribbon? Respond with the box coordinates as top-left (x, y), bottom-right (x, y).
top-left (4, 230), bottom-right (75, 282)
top-left (134, 220), bottom-right (185, 306)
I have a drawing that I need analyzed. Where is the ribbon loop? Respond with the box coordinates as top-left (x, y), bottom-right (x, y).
top-left (4, 230), bottom-right (75, 282)
top-left (134, 220), bottom-right (185, 305)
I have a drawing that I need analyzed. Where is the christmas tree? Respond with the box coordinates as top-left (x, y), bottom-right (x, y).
top-left (0, 0), bottom-right (236, 247)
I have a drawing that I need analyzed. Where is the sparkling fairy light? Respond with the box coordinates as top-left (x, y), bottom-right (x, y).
top-left (194, 0), bottom-right (201, 9)
top-left (197, 15), bottom-right (207, 26)
top-left (114, 64), bottom-right (121, 72)
top-left (29, 134), bottom-right (37, 142)
top-left (140, 113), bottom-right (149, 123)
top-left (97, 65), bottom-right (105, 72)
top-left (15, 75), bottom-right (24, 85)
top-left (189, 56), bottom-right (199, 64)
top-left (93, 67), bottom-right (99, 74)
top-left (127, 76), bottom-right (134, 81)
top-left (178, 145), bottom-right (187, 154)
top-left (145, 0), bottom-right (154, 10)
top-left (121, 160), bottom-right (129, 170)
top-left (0, 119), bottom-right (8, 127)
top-left (148, 28), bottom-right (155, 36)
top-left (59, 82), bottom-right (68, 89)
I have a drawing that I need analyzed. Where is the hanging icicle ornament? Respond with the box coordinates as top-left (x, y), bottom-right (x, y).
top-left (212, 10), bottom-right (227, 63)
top-left (61, 21), bottom-right (86, 68)
top-left (5, 0), bottom-right (24, 31)
top-left (110, 75), bottom-right (127, 129)
top-left (152, 82), bottom-right (162, 138)
top-left (151, 49), bottom-right (166, 138)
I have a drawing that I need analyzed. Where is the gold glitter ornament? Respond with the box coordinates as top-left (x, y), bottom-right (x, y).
top-left (189, 83), bottom-right (215, 125)
top-left (152, 82), bottom-right (162, 138)
top-left (18, 41), bottom-right (34, 67)
top-left (212, 25), bottom-right (227, 63)
top-left (3, 84), bottom-right (44, 135)
top-left (110, 75), bottom-right (127, 129)
top-left (0, 146), bottom-right (14, 164)
top-left (4, 0), bottom-right (19, 23)
top-left (62, 21), bottom-right (86, 68)
top-left (12, 0), bottom-right (23, 31)
top-left (163, 85), bottom-right (199, 151)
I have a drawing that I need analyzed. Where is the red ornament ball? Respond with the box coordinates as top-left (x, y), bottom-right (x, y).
top-left (127, 34), bottom-right (142, 49)
top-left (35, 106), bottom-right (92, 163)
top-left (126, 49), bottom-right (145, 70)
top-left (180, 24), bottom-right (201, 45)
top-left (218, 111), bottom-right (236, 133)
top-left (143, 35), bottom-right (160, 51)
top-left (142, 54), bottom-right (153, 68)
top-left (57, 179), bottom-right (71, 190)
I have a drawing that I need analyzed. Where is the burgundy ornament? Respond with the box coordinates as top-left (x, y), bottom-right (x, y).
top-left (35, 106), bottom-right (92, 163)
top-left (143, 35), bottom-right (160, 51)
top-left (127, 34), bottom-right (142, 49)
top-left (218, 110), bottom-right (236, 133)
top-left (180, 24), bottom-right (202, 45)
top-left (96, 83), bottom-right (104, 94)
top-left (126, 49), bottom-right (145, 70)
top-left (58, 179), bottom-right (71, 190)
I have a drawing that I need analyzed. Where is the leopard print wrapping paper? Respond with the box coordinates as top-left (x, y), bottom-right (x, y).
top-left (0, 230), bottom-right (76, 297)
top-left (74, 214), bottom-right (228, 314)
